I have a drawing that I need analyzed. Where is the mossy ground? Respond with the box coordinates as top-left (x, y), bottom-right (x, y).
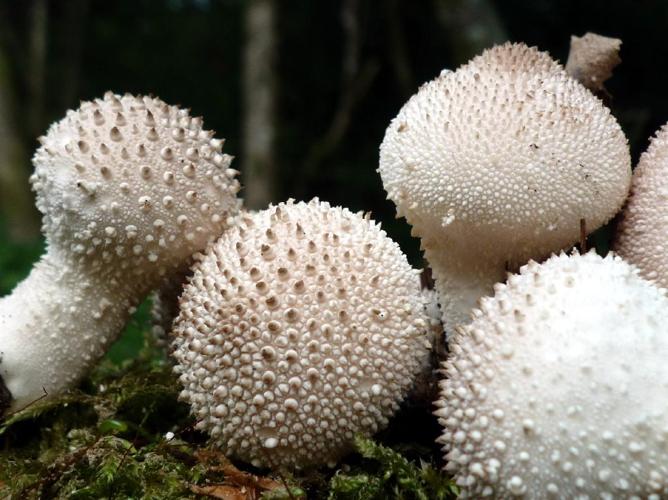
top-left (0, 308), bottom-right (457, 500)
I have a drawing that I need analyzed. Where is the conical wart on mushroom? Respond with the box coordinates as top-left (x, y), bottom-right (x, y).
top-left (0, 92), bottom-right (241, 415)
top-left (378, 42), bottom-right (631, 332)
top-left (149, 209), bottom-right (259, 350)
top-left (435, 251), bottom-right (668, 498)
top-left (614, 123), bottom-right (668, 288)
top-left (171, 199), bottom-right (432, 469)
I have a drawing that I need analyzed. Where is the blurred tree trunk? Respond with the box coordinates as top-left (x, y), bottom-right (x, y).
top-left (0, 47), bottom-right (40, 241)
top-left (241, 0), bottom-right (277, 210)
top-left (385, 0), bottom-right (414, 97)
top-left (297, 0), bottom-right (379, 194)
top-left (27, 0), bottom-right (47, 139)
top-left (434, 0), bottom-right (506, 64)
top-left (57, 0), bottom-right (88, 110)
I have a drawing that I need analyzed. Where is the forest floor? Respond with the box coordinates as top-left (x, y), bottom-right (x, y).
top-left (0, 313), bottom-right (458, 500)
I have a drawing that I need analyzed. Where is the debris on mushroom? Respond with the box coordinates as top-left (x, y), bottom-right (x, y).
top-left (407, 287), bottom-right (446, 406)
top-left (614, 123), bottom-right (668, 288)
top-left (172, 199), bottom-right (432, 468)
top-left (565, 32), bottom-right (622, 93)
top-left (0, 92), bottom-right (241, 415)
top-left (150, 264), bottom-right (192, 349)
top-left (378, 42), bottom-right (631, 332)
top-left (435, 250), bottom-right (668, 498)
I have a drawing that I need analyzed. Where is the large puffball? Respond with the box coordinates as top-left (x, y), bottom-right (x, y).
top-left (379, 42), bottom-right (631, 330)
top-left (0, 92), bottom-right (240, 415)
top-left (435, 251), bottom-right (668, 498)
top-left (31, 91), bottom-right (241, 278)
top-left (172, 199), bottom-right (432, 468)
top-left (614, 123), bottom-right (668, 288)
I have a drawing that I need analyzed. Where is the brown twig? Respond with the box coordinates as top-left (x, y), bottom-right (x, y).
top-left (0, 386), bottom-right (49, 423)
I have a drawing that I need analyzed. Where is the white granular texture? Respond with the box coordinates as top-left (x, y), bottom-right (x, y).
top-left (173, 199), bottom-right (432, 468)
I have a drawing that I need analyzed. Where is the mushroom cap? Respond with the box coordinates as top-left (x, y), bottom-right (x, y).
top-left (614, 123), bottom-right (668, 288)
top-left (379, 42), bottom-right (630, 261)
top-left (31, 92), bottom-right (241, 278)
top-left (172, 199), bottom-right (431, 468)
top-left (435, 251), bottom-right (668, 498)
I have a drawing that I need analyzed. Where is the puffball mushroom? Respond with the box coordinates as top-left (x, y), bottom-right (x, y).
top-left (0, 92), bottom-right (240, 415)
top-left (378, 42), bottom-right (631, 331)
top-left (172, 199), bottom-right (432, 468)
top-left (435, 251), bottom-right (668, 498)
top-left (150, 265), bottom-right (192, 348)
top-left (614, 124), bottom-right (668, 288)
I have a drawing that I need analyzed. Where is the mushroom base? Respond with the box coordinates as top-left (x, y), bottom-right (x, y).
top-left (0, 373), bottom-right (11, 416)
top-left (424, 247), bottom-right (508, 333)
top-left (0, 254), bottom-right (140, 413)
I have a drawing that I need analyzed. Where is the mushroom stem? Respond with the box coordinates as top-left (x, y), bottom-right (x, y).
top-left (150, 263), bottom-right (191, 349)
top-left (0, 251), bottom-right (141, 413)
top-left (423, 244), bottom-right (507, 332)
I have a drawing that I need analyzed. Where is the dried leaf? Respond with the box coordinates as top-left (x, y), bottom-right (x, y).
top-left (220, 462), bottom-right (282, 491)
top-left (190, 484), bottom-right (251, 500)
top-left (194, 450), bottom-right (282, 495)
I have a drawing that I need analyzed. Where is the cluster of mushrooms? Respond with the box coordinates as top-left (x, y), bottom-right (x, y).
top-left (1, 36), bottom-right (667, 498)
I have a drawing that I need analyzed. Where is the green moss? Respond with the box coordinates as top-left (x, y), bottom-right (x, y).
top-left (0, 354), bottom-right (202, 499)
top-left (327, 436), bottom-right (458, 500)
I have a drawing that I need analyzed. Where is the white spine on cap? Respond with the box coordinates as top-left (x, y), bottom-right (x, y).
top-left (435, 251), bottom-right (668, 498)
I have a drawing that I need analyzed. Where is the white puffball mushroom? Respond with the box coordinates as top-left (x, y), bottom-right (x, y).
top-left (614, 123), bottom-right (668, 288)
top-left (378, 42), bottom-right (631, 332)
top-left (0, 92), bottom-right (241, 414)
top-left (172, 199), bottom-right (432, 469)
top-left (435, 251), bottom-right (668, 498)
top-left (150, 264), bottom-right (192, 348)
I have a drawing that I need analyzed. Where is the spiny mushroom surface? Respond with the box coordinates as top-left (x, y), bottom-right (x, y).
top-left (614, 123), bottom-right (668, 288)
top-left (172, 199), bottom-right (431, 469)
top-left (0, 92), bottom-right (240, 415)
top-left (435, 251), bottom-right (668, 499)
top-left (378, 42), bottom-right (631, 331)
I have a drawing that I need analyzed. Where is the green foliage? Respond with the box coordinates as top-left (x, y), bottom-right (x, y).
top-left (0, 221), bottom-right (43, 295)
top-left (0, 357), bottom-right (456, 499)
top-left (328, 436), bottom-right (458, 500)
top-left (104, 299), bottom-right (153, 365)
top-left (0, 353), bottom-right (207, 499)
top-left (261, 486), bottom-right (308, 499)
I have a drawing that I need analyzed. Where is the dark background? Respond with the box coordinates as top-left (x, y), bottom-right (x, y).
top-left (0, 0), bottom-right (665, 358)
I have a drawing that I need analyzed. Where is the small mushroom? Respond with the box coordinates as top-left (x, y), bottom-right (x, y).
top-left (0, 92), bottom-right (241, 415)
top-left (614, 123), bottom-right (668, 288)
top-left (171, 199), bottom-right (432, 468)
top-left (378, 42), bottom-right (631, 332)
top-left (435, 251), bottom-right (668, 498)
